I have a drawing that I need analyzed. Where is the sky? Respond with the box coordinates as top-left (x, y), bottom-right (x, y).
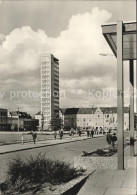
top-left (0, 0), bottom-right (136, 116)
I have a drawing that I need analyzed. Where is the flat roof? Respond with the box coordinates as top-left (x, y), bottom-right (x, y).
top-left (101, 21), bottom-right (137, 61)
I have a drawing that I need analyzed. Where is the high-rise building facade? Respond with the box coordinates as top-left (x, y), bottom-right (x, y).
top-left (41, 53), bottom-right (59, 130)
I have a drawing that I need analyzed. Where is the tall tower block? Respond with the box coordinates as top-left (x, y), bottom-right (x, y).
top-left (41, 54), bottom-right (59, 130)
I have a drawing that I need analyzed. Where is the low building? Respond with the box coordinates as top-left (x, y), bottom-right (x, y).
top-left (61, 107), bottom-right (130, 131)
top-left (0, 108), bottom-right (8, 131)
top-left (100, 107), bottom-right (129, 131)
top-left (24, 119), bottom-right (39, 131)
top-left (7, 111), bottom-right (38, 131)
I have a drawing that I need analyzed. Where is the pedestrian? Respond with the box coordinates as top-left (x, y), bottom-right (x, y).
top-left (32, 132), bottom-right (37, 144)
top-left (70, 128), bottom-right (74, 136)
top-left (94, 128), bottom-right (96, 135)
top-left (72, 128), bottom-right (74, 137)
top-left (78, 129), bottom-right (81, 136)
top-left (86, 127), bottom-right (89, 137)
top-left (91, 129), bottom-right (94, 138)
top-left (59, 129), bottom-right (63, 140)
top-left (89, 127), bottom-right (92, 137)
top-left (106, 132), bottom-right (112, 145)
top-left (111, 133), bottom-right (117, 147)
top-left (53, 130), bottom-right (57, 139)
top-left (21, 133), bottom-right (24, 144)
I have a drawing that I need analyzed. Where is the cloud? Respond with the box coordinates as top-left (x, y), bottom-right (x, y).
top-left (0, 7), bottom-right (126, 114)
top-left (0, 34), bottom-right (5, 44)
top-left (50, 7), bottom-right (115, 85)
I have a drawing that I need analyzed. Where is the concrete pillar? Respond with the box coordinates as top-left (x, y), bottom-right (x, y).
top-left (117, 21), bottom-right (124, 170)
top-left (129, 60), bottom-right (134, 156)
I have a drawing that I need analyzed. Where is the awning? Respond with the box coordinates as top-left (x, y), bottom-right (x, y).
top-left (101, 21), bottom-right (137, 61)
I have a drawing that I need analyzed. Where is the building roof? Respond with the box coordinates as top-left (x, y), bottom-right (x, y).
top-left (11, 111), bottom-right (31, 119)
top-left (100, 107), bottom-right (129, 114)
top-left (64, 108), bottom-right (79, 115)
top-left (63, 107), bottom-right (129, 115)
top-left (77, 108), bottom-right (96, 114)
top-left (0, 108), bottom-right (7, 111)
top-left (59, 108), bottom-right (67, 114)
top-left (35, 111), bottom-right (41, 115)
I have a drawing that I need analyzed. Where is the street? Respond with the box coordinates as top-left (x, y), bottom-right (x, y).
top-left (0, 136), bottom-right (106, 182)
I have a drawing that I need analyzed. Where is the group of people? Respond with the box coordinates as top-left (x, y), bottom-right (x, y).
top-left (21, 131), bottom-right (37, 144)
top-left (21, 128), bottom-right (117, 147)
top-left (86, 127), bottom-right (94, 138)
top-left (53, 129), bottom-right (63, 140)
top-left (106, 132), bottom-right (117, 147)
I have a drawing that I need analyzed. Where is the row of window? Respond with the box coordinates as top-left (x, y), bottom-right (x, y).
top-left (44, 117), bottom-right (50, 120)
top-left (0, 112), bottom-right (7, 116)
top-left (42, 98), bottom-right (50, 102)
top-left (54, 67), bottom-right (59, 72)
top-left (77, 123), bottom-right (103, 126)
top-left (42, 109), bottom-right (50, 114)
top-left (0, 120), bottom-right (7, 123)
top-left (54, 76), bottom-right (59, 80)
top-left (42, 104), bottom-right (50, 108)
top-left (41, 61), bottom-right (50, 66)
top-left (42, 81), bottom-right (50, 85)
top-left (42, 94), bottom-right (50, 98)
top-left (41, 66), bottom-right (50, 70)
top-left (42, 75), bottom-right (50, 80)
top-left (41, 70), bottom-right (50, 74)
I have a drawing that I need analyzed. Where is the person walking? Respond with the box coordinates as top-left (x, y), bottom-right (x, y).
top-left (111, 133), bottom-right (117, 147)
top-left (106, 132), bottom-right (112, 145)
top-left (78, 128), bottom-right (81, 136)
top-left (53, 130), bottom-right (57, 139)
top-left (89, 127), bottom-right (92, 137)
top-left (70, 128), bottom-right (74, 137)
top-left (59, 129), bottom-right (63, 140)
top-left (86, 127), bottom-right (89, 137)
top-left (21, 133), bottom-right (24, 144)
top-left (91, 128), bottom-right (94, 138)
top-left (32, 132), bottom-right (37, 144)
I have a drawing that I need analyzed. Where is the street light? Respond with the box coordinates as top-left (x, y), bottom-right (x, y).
top-left (99, 53), bottom-right (114, 56)
top-left (92, 105), bottom-right (94, 114)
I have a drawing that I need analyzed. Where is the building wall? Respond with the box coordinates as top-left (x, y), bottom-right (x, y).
top-left (64, 114), bottom-right (77, 128)
top-left (51, 54), bottom-right (59, 117)
top-left (94, 107), bottom-right (104, 129)
top-left (59, 109), bottom-right (65, 126)
top-left (41, 53), bottom-right (59, 130)
top-left (7, 117), bottom-right (39, 131)
top-left (77, 114), bottom-right (94, 128)
top-left (8, 117), bottom-right (24, 131)
top-left (35, 114), bottom-right (41, 130)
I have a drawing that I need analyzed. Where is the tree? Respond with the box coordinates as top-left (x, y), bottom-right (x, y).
top-left (41, 113), bottom-right (44, 131)
top-left (64, 125), bottom-right (71, 131)
top-left (50, 114), bottom-right (63, 131)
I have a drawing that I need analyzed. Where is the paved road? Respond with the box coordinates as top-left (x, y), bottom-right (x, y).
top-left (0, 136), bottom-right (106, 182)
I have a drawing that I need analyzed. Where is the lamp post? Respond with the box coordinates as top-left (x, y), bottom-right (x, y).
top-left (12, 105), bottom-right (23, 132)
top-left (99, 53), bottom-right (114, 56)
top-left (41, 112), bottom-right (44, 132)
top-left (17, 107), bottom-right (20, 132)
top-left (91, 105), bottom-right (94, 128)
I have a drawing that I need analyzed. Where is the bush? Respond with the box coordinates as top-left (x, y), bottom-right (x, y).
top-left (3, 154), bottom-right (84, 194)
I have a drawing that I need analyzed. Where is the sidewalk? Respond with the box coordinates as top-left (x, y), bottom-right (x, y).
top-left (77, 145), bottom-right (137, 195)
top-left (0, 134), bottom-right (104, 154)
